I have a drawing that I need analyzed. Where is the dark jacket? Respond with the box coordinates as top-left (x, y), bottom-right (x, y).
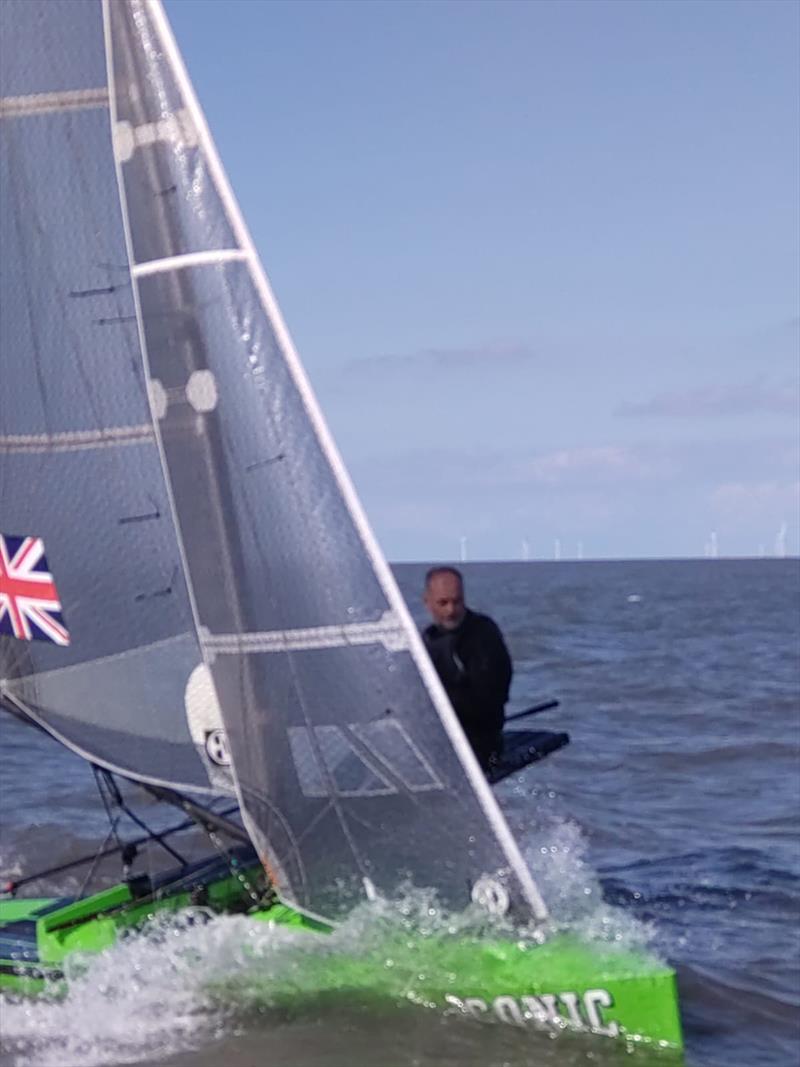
top-left (422, 609), bottom-right (512, 739)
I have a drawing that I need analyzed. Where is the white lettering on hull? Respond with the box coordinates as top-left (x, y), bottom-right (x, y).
top-left (445, 988), bottom-right (620, 1037)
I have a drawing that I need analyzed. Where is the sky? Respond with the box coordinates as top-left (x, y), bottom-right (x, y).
top-left (166, 0), bottom-right (799, 562)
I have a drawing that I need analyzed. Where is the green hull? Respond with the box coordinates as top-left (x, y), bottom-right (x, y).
top-left (0, 861), bottom-right (682, 1053)
top-left (232, 915), bottom-right (682, 1052)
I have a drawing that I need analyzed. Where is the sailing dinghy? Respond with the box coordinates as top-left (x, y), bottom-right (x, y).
top-left (0, 0), bottom-right (682, 1050)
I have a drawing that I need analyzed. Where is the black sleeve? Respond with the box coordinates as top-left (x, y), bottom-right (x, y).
top-left (481, 618), bottom-right (512, 706)
top-left (461, 616), bottom-right (512, 714)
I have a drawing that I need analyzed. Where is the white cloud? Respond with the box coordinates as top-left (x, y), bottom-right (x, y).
top-left (340, 340), bottom-right (538, 375)
top-left (520, 445), bottom-right (659, 485)
top-left (351, 435), bottom-right (799, 499)
top-left (616, 379), bottom-right (799, 418)
top-left (710, 479), bottom-right (800, 518)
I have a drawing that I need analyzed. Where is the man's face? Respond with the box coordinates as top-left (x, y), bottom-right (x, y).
top-left (424, 572), bottom-right (466, 630)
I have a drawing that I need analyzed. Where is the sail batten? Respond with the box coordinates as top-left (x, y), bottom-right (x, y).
top-left (0, 425), bottom-right (154, 453)
top-left (131, 249), bottom-right (249, 278)
top-left (0, 88), bottom-right (109, 119)
top-left (201, 614), bottom-right (410, 656)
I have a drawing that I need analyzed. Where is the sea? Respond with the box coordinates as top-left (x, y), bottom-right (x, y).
top-left (0, 559), bottom-right (798, 1067)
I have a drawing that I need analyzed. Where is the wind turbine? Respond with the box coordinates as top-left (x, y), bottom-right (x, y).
top-left (775, 522), bottom-right (787, 559)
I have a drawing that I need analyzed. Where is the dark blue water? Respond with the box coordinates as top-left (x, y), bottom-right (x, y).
top-left (1, 559), bottom-right (798, 1067)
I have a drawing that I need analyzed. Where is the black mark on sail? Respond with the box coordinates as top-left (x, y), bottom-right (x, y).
top-left (69, 286), bottom-right (119, 298)
top-left (361, 708), bottom-right (394, 726)
top-left (135, 586), bottom-right (172, 603)
top-left (156, 185), bottom-right (178, 197)
top-left (245, 452), bottom-right (285, 473)
top-left (95, 315), bottom-right (137, 326)
top-left (121, 495), bottom-right (161, 526)
top-left (119, 509), bottom-right (161, 526)
top-left (135, 566), bottom-right (177, 602)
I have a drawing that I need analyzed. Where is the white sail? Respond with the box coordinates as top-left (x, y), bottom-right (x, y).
top-left (1, 0), bottom-right (547, 924)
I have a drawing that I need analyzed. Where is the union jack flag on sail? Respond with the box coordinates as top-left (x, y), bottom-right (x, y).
top-left (0, 534), bottom-right (70, 646)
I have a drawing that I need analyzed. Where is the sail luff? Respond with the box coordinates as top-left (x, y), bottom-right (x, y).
top-left (140, 0), bottom-right (548, 922)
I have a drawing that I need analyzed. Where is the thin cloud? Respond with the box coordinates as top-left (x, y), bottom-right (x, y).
top-left (343, 341), bottom-right (538, 374)
top-left (711, 479), bottom-right (800, 517)
top-left (517, 445), bottom-right (660, 485)
top-left (350, 436), bottom-right (798, 500)
top-left (615, 380), bottom-right (799, 418)
top-left (352, 444), bottom-right (668, 494)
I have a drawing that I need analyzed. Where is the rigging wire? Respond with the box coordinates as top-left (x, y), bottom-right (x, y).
top-left (94, 766), bottom-right (188, 869)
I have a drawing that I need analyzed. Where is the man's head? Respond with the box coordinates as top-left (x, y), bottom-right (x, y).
top-left (424, 566), bottom-right (466, 630)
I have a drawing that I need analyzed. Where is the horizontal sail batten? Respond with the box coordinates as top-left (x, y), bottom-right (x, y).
top-left (202, 612), bottom-right (410, 656)
top-left (0, 88), bottom-right (109, 119)
top-left (0, 426), bottom-right (154, 454)
top-left (131, 249), bottom-right (249, 278)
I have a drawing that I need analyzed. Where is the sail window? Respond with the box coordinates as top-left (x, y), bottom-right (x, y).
top-left (288, 721), bottom-right (444, 797)
top-left (288, 728), bottom-right (326, 796)
top-left (351, 719), bottom-right (444, 792)
top-left (288, 725), bottom-right (394, 797)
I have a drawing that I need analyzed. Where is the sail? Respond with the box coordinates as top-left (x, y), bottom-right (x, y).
top-left (0, 0), bottom-right (229, 794)
top-left (2, 0), bottom-right (547, 923)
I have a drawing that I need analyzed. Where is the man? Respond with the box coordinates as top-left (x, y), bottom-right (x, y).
top-left (421, 566), bottom-right (512, 770)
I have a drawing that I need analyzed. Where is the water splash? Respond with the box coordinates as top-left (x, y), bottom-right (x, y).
top-left (1, 915), bottom-right (223, 1066)
top-left (0, 863), bottom-right (657, 1067)
top-left (504, 788), bottom-right (657, 954)
top-left (0, 894), bottom-right (485, 1066)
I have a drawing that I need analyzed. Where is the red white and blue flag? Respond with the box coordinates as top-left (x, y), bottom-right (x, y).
top-left (0, 534), bottom-right (70, 646)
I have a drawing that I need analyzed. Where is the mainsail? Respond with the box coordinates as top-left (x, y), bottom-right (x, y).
top-left (0, 0), bottom-right (223, 793)
top-left (0, 0), bottom-right (547, 923)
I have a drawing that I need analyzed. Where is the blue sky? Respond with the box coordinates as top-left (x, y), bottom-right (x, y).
top-left (167, 0), bottom-right (799, 561)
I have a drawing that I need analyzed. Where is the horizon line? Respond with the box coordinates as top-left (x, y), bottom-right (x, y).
top-left (389, 554), bottom-right (800, 565)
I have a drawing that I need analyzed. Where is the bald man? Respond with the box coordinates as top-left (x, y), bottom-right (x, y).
top-left (422, 566), bottom-right (512, 770)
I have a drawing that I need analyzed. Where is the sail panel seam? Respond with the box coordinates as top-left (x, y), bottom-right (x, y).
top-left (0, 425), bottom-right (154, 453)
top-left (132, 249), bottom-right (249, 277)
top-left (202, 611), bottom-right (409, 655)
top-left (0, 88), bottom-right (109, 119)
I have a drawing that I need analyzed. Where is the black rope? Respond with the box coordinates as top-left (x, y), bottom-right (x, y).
top-left (0, 764), bottom-right (254, 902)
top-left (77, 820), bottom-right (121, 898)
top-left (1, 815), bottom-right (198, 894)
top-left (93, 767), bottom-right (188, 869)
